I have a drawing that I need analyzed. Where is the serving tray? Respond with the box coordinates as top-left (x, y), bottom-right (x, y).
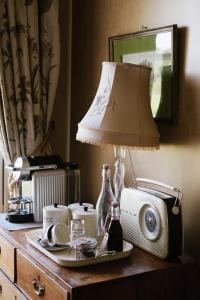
top-left (26, 228), bottom-right (133, 267)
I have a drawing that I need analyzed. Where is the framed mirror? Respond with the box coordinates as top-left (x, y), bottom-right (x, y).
top-left (109, 25), bottom-right (178, 122)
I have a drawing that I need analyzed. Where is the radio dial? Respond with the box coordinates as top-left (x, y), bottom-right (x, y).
top-left (139, 204), bottom-right (161, 241)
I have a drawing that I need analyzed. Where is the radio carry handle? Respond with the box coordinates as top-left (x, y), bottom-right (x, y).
top-left (131, 178), bottom-right (183, 215)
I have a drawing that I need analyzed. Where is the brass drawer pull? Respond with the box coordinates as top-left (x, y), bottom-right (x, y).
top-left (32, 278), bottom-right (45, 296)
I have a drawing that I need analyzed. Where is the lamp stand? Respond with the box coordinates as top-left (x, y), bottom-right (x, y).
top-left (113, 145), bottom-right (126, 204)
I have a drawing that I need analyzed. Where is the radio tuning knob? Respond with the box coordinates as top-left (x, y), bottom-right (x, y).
top-left (172, 206), bottom-right (180, 215)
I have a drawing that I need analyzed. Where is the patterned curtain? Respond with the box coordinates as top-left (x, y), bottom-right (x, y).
top-left (0, 0), bottom-right (60, 204)
top-left (0, 0), bottom-right (60, 165)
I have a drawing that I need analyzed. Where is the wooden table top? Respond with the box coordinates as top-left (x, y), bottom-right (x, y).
top-left (0, 226), bottom-right (198, 291)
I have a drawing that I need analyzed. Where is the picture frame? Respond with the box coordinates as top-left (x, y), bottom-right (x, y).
top-left (109, 25), bottom-right (178, 122)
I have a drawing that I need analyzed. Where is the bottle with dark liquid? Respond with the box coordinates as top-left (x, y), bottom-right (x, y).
top-left (107, 202), bottom-right (123, 252)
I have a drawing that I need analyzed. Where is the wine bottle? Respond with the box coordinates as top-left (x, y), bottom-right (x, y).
top-left (107, 202), bottom-right (123, 252)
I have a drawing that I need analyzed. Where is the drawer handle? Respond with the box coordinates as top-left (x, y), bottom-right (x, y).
top-left (0, 284), bottom-right (2, 294)
top-left (32, 278), bottom-right (45, 296)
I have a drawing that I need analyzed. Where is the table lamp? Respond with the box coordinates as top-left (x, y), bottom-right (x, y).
top-left (76, 62), bottom-right (160, 203)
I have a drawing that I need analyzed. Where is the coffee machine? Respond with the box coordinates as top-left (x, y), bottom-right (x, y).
top-left (7, 155), bottom-right (80, 223)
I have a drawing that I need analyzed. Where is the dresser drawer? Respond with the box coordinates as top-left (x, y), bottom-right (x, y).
top-left (0, 270), bottom-right (27, 300)
top-left (0, 236), bottom-right (15, 282)
top-left (16, 250), bottom-right (68, 300)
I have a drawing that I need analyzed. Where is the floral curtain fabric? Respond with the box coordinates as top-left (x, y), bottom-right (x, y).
top-left (0, 0), bottom-right (60, 165)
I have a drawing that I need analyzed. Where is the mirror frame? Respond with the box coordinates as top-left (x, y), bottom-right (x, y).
top-left (109, 25), bottom-right (178, 123)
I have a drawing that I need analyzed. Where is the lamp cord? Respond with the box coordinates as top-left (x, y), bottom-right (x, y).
top-left (128, 149), bottom-right (136, 187)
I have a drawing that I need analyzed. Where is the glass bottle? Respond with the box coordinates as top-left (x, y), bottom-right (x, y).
top-left (107, 202), bottom-right (123, 252)
top-left (96, 164), bottom-right (116, 240)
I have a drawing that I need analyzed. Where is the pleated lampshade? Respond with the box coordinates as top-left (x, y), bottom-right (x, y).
top-left (76, 62), bottom-right (160, 149)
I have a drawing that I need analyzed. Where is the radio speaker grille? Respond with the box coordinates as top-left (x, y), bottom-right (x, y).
top-left (121, 209), bottom-right (168, 258)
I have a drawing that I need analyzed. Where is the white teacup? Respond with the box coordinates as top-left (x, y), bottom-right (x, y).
top-left (44, 222), bottom-right (70, 245)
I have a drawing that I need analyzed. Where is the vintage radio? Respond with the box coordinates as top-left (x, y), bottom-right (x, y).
top-left (120, 178), bottom-right (183, 259)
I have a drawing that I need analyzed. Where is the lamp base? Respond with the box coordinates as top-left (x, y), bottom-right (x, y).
top-left (113, 146), bottom-right (126, 204)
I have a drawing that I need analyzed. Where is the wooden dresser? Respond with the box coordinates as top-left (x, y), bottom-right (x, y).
top-left (0, 226), bottom-right (199, 300)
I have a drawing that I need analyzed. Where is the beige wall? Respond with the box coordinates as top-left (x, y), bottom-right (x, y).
top-left (71, 0), bottom-right (200, 259)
